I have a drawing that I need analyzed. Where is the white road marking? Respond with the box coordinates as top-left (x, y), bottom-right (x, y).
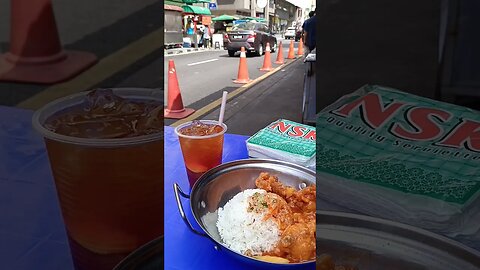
top-left (187, 58), bottom-right (219, 66)
top-left (165, 49), bottom-right (218, 58)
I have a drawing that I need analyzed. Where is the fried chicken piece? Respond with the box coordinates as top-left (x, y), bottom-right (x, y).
top-left (255, 172), bottom-right (316, 263)
top-left (288, 185), bottom-right (316, 213)
top-left (255, 172), bottom-right (296, 199)
top-left (247, 192), bottom-right (294, 231)
top-left (266, 221), bottom-right (316, 263)
top-left (255, 172), bottom-right (316, 213)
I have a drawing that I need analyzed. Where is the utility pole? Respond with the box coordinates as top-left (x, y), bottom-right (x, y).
top-left (265, 0), bottom-right (270, 26)
top-left (251, 0), bottom-right (256, 17)
top-left (273, 0), bottom-right (276, 32)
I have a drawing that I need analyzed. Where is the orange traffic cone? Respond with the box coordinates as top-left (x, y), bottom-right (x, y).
top-left (297, 38), bottom-right (304, 56)
top-left (233, 47), bottom-right (252, 84)
top-left (164, 59), bottom-right (195, 119)
top-left (287, 40), bottom-right (296, 59)
top-left (260, 43), bottom-right (274, 72)
top-left (0, 0), bottom-right (97, 84)
top-left (275, 41), bottom-right (285, 64)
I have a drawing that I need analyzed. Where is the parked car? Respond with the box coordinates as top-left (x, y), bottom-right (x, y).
top-left (284, 27), bottom-right (296, 39)
top-left (224, 22), bottom-right (277, 57)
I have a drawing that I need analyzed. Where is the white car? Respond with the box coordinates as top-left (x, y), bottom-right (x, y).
top-left (284, 27), bottom-right (296, 39)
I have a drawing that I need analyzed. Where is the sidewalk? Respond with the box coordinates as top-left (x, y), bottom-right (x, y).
top-left (166, 57), bottom-right (308, 136)
top-left (214, 58), bottom-right (306, 136)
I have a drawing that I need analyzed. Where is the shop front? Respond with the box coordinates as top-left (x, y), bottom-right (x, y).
top-left (165, 4), bottom-right (184, 48)
top-left (182, 5), bottom-right (212, 48)
top-left (211, 14), bottom-right (239, 34)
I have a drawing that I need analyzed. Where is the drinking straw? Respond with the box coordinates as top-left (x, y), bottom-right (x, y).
top-left (218, 91), bottom-right (228, 126)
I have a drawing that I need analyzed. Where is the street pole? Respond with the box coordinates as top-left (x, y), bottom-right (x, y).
top-left (251, 0), bottom-right (256, 17)
top-left (273, 0), bottom-right (276, 32)
top-left (265, 0), bottom-right (269, 26)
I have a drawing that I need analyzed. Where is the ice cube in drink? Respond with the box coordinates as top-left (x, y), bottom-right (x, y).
top-left (175, 120), bottom-right (227, 188)
top-left (45, 89), bottom-right (162, 138)
top-left (178, 120), bottom-right (224, 136)
top-left (34, 89), bottom-right (163, 270)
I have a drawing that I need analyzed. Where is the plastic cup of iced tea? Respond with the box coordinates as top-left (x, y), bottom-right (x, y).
top-left (175, 120), bottom-right (227, 188)
top-left (32, 88), bottom-right (163, 270)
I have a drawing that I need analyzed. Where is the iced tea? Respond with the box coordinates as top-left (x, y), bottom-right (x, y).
top-left (175, 120), bottom-right (227, 187)
top-left (33, 89), bottom-right (163, 270)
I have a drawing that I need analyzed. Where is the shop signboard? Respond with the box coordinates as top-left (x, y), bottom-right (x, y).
top-left (202, 16), bottom-right (212, 25)
top-left (209, 3), bottom-right (217, 9)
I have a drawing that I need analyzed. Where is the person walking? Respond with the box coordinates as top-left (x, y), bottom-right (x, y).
top-left (302, 9), bottom-right (316, 56)
top-left (203, 26), bottom-right (211, 48)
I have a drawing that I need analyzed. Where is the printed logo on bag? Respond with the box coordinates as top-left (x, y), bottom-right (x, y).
top-left (316, 85), bottom-right (480, 205)
top-left (269, 120), bottom-right (316, 141)
top-left (330, 92), bottom-right (480, 154)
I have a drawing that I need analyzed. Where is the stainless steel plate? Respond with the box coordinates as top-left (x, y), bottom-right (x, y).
top-left (176, 159), bottom-right (316, 269)
top-left (192, 159), bottom-right (316, 249)
top-left (317, 211), bottom-right (480, 270)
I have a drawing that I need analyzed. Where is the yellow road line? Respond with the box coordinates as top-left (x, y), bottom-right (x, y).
top-left (17, 29), bottom-right (163, 110)
top-left (170, 57), bottom-right (301, 127)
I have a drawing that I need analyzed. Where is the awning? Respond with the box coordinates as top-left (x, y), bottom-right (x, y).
top-left (212, 14), bottom-right (240, 21)
top-left (164, 0), bottom-right (184, 6)
top-left (164, 4), bottom-right (184, 12)
top-left (182, 5), bottom-right (212, 15)
top-left (182, 0), bottom-right (211, 3)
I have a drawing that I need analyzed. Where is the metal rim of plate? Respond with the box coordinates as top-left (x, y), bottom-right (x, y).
top-left (113, 236), bottom-right (163, 270)
top-left (317, 210), bottom-right (480, 270)
top-left (178, 158), bottom-right (317, 268)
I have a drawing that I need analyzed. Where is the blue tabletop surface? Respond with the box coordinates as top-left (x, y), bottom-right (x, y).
top-left (164, 126), bottom-right (276, 270)
top-left (0, 105), bottom-right (267, 270)
top-left (0, 106), bottom-right (73, 269)
top-left (0, 106), bottom-right (282, 270)
top-left (2, 106), bottom-right (478, 269)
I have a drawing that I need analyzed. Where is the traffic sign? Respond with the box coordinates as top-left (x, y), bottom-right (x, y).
top-left (209, 3), bottom-right (217, 9)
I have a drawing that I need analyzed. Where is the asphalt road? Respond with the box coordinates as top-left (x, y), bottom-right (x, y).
top-left (0, 1), bottom-right (162, 107)
top-left (0, 0), bottom-right (157, 46)
top-left (164, 40), bottom-right (300, 106)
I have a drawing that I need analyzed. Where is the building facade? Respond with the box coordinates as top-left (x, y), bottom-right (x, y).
top-left (303, 0), bottom-right (316, 20)
top-left (211, 0), bottom-right (303, 32)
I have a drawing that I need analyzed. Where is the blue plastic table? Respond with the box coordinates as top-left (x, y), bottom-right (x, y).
top-left (0, 106), bottom-right (256, 270)
top-left (0, 106), bottom-right (73, 269)
top-left (0, 105), bottom-right (270, 270)
top-left (164, 126), bottom-right (277, 270)
top-left (3, 106), bottom-right (477, 269)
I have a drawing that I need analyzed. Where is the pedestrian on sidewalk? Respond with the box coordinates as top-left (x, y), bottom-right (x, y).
top-left (203, 26), bottom-right (211, 48)
top-left (302, 9), bottom-right (316, 57)
top-left (186, 18), bottom-right (194, 35)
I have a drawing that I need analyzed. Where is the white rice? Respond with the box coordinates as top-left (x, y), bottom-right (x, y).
top-left (216, 189), bottom-right (280, 256)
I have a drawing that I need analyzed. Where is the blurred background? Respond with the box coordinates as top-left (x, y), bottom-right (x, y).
top-left (0, 0), bottom-right (162, 109)
top-left (316, 0), bottom-right (480, 111)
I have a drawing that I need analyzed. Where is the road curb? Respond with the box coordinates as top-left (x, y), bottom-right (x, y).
top-left (169, 56), bottom-right (303, 127)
